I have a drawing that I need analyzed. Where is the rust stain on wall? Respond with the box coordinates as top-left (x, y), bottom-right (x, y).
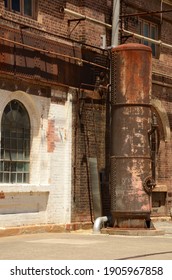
top-left (47, 120), bottom-right (66, 152)
top-left (0, 191), bottom-right (5, 199)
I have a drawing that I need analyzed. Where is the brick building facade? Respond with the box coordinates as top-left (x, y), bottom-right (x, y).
top-left (0, 0), bottom-right (172, 228)
top-left (0, 0), bottom-right (111, 227)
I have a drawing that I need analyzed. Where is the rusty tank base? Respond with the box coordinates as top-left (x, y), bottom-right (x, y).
top-left (101, 227), bottom-right (165, 236)
top-left (101, 212), bottom-right (165, 236)
top-left (101, 217), bottom-right (165, 236)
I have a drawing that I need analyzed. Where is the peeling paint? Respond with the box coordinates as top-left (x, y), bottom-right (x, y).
top-left (111, 44), bottom-right (152, 227)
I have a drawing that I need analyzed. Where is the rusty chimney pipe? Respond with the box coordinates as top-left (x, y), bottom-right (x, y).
top-left (110, 43), bottom-right (152, 228)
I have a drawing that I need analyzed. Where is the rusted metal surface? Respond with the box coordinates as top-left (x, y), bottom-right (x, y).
top-left (111, 43), bottom-right (152, 228)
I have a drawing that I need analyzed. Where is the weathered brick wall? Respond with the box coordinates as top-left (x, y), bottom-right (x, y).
top-left (71, 95), bottom-right (108, 223)
top-left (0, 0), bottom-right (112, 46)
top-left (152, 83), bottom-right (172, 215)
top-left (0, 0), bottom-right (111, 226)
top-left (65, 0), bottom-right (112, 44)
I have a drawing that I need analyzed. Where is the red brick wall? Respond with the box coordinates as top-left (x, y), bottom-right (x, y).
top-left (1, 0), bottom-right (112, 47)
top-left (71, 96), bottom-right (108, 222)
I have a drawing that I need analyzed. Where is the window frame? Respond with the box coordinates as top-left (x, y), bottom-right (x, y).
top-left (0, 100), bottom-right (30, 184)
top-left (4, 0), bottom-right (36, 19)
top-left (138, 18), bottom-right (160, 58)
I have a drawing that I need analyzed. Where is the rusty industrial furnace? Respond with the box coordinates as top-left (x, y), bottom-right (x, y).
top-left (110, 43), bottom-right (156, 229)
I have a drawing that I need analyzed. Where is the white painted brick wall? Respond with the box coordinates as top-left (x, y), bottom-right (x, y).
top-left (0, 88), bottom-right (72, 227)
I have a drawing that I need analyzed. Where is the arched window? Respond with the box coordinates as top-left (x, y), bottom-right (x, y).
top-left (0, 100), bottom-right (30, 183)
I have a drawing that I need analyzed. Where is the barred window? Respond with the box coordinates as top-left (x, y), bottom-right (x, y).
top-left (4, 0), bottom-right (36, 18)
top-left (0, 100), bottom-right (30, 183)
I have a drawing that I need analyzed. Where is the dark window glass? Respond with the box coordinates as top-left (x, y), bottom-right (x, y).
top-left (12, 0), bottom-right (20, 12)
top-left (143, 22), bottom-right (149, 37)
top-left (151, 25), bottom-right (156, 56)
top-left (4, 0), bottom-right (8, 8)
top-left (24, 0), bottom-right (32, 16)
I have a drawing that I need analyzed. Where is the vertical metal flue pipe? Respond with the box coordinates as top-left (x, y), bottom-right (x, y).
top-left (111, 0), bottom-right (120, 47)
top-left (110, 43), bottom-right (152, 228)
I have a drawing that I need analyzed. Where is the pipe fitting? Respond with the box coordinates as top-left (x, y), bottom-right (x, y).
top-left (92, 216), bottom-right (108, 234)
top-left (143, 176), bottom-right (156, 194)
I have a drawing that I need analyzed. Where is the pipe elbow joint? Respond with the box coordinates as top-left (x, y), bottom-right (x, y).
top-left (93, 216), bottom-right (109, 234)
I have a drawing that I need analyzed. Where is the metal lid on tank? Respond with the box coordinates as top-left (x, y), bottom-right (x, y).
top-left (111, 43), bottom-right (152, 52)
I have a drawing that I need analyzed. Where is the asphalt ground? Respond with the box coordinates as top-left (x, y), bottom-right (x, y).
top-left (0, 221), bottom-right (172, 260)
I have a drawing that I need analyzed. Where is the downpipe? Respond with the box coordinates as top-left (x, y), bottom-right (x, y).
top-left (93, 216), bottom-right (109, 234)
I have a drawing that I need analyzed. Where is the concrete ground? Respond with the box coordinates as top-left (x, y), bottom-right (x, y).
top-left (0, 220), bottom-right (172, 260)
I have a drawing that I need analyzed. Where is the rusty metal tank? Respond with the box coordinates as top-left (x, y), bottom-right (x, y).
top-left (110, 43), bottom-right (152, 228)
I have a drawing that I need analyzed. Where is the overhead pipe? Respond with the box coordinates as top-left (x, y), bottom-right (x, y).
top-left (60, 6), bottom-right (172, 50)
top-left (120, 8), bottom-right (172, 18)
top-left (152, 80), bottom-right (172, 88)
top-left (60, 7), bottom-right (112, 29)
top-left (121, 28), bottom-right (172, 50)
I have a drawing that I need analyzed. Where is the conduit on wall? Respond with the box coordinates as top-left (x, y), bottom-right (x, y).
top-left (61, 7), bottom-right (172, 50)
